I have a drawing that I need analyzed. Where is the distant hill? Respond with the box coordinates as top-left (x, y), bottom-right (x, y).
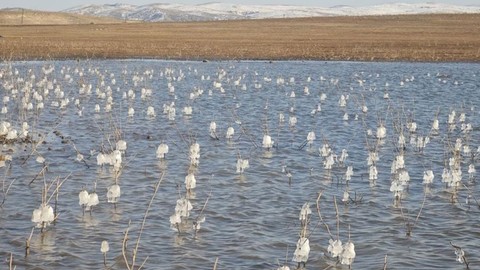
top-left (0, 9), bottom-right (122, 25)
top-left (63, 2), bottom-right (480, 22)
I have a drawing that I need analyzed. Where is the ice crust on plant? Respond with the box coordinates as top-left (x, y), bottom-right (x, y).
top-left (262, 134), bottom-right (274, 149)
top-left (32, 204), bottom-right (55, 228)
top-left (156, 143), bottom-right (169, 159)
top-left (340, 241), bottom-right (356, 266)
top-left (292, 237), bottom-right (310, 264)
top-left (327, 239), bottom-right (343, 258)
top-left (107, 184), bottom-right (121, 203)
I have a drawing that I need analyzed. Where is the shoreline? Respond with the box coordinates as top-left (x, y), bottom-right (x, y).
top-left (0, 14), bottom-right (479, 62)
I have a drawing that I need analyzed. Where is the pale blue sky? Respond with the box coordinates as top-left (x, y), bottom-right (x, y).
top-left (0, 0), bottom-right (478, 11)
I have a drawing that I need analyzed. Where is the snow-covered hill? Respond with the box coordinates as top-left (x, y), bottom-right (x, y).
top-left (64, 2), bottom-right (480, 22)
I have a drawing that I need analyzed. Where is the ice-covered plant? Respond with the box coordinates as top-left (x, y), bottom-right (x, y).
top-left (328, 239), bottom-right (343, 258)
top-left (79, 188), bottom-right (89, 214)
top-left (87, 192), bottom-right (99, 213)
top-left (306, 131), bottom-right (315, 147)
top-left (339, 149), bottom-right (348, 165)
top-left (209, 121), bottom-right (219, 139)
top-left (79, 185), bottom-right (99, 215)
top-left (226, 126), bottom-right (235, 140)
top-left (146, 106), bottom-right (155, 117)
top-left (377, 123), bottom-right (387, 139)
top-left (299, 202), bottom-right (311, 226)
top-left (324, 154), bottom-right (335, 170)
top-left (289, 116), bottom-right (297, 128)
top-left (185, 172), bottom-right (196, 192)
top-left (292, 236), bottom-right (310, 269)
top-left (156, 143), bottom-right (169, 159)
top-left (107, 184), bottom-right (121, 204)
top-left (369, 165), bottom-right (378, 181)
top-left (31, 203), bottom-right (55, 231)
top-left (450, 242), bottom-right (469, 269)
top-left (345, 166), bottom-right (354, 183)
top-left (101, 240), bottom-right (109, 266)
top-left (342, 190), bottom-right (350, 204)
top-left (189, 142), bottom-right (200, 166)
top-left (319, 143), bottom-right (331, 157)
top-left (423, 170), bottom-right (434, 185)
top-left (170, 197), bottom-right (193, 233)
top-left (236, 158), bottom-right (249, 174)
top-left (262, 134), bottom-right (274, 150)
top-left (340, 240), bottom-right (356, 267)
top-left (468, 164), bottom-right (475, 181)
top-left (390, 179), bottom-right (404, 200)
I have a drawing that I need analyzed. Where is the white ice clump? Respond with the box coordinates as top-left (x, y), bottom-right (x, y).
top-left (170, 197), bottom-right (193, 230)
top-left (299, 202), bottom-right (311, 224)
top-left (96, 150), bottom-right (122, 170)
top-left (185, 173), bottom-right (196, 191)
top-left (292, 237), bottom-right (310, 266)
top-left (32, 204), bottom-right (55, 229)
top-left (107, 184), bottom-right (121, 203)
top-left (236, 158), bottom-right (249, 174)
top-left (306, 131), bottom-right (315, 146)
top-left (423, 170), bottom-right (434, 184)
top-left (116, 140), bottom-right (127, 152)
top-left (262, 134), bottom-right (274, 149)
top-left (189, 142), bottom-right (200, 166)
top-left (156, 143), bottom-right (169, 159)
top-left (340, 241), bottom-right (356, 266)
top-left (328, 239), bottom-right (343, 258)
top-left (226, 126), bottom-right (235, 139)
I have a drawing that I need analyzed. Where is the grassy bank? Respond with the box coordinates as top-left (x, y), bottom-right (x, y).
top-left (0, 13), bottom-right (479, 61)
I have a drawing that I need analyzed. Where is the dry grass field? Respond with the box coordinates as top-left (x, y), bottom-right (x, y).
top-left (0, 13), bottom-right (478, 61)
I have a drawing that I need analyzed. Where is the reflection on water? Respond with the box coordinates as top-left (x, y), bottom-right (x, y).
top-left (0, 60), bottom-right (479, 269)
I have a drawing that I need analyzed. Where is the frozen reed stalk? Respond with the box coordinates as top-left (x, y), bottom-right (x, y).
top-left (185, 172), bottom-right (196, 192)
top-left (79, 188), bottom-right (89, 215)
top-left (107, 184), bottom-right (121, 206)
top-left (340, 226), bottom-right (356, 268)
top-left (450, 242), bottom-right (469, 269)
top-left (292, 236), bottom-right (310, 269)
top-left (189, 142), bottom-right (200, 166)
top-left (236, 157), bottom-right (249, 174)
top-left (193, 192), bottom-right (211, 237)
top-left (262, 134), bottom-right (274, 150)
top-left (209, 121), bottom-right (219, 140)
top-left (101, 240), bottom-right (109, 266)
top-left (376, 123), bottom-right (387, 139)
top-left (423, 170), bottom-right (434, 185)
top-left (306, 131), bottom-right (315, 147)
top-left (156, 143), bottom-right (169, 159)
top-left (298, 202), bottom-right (311, 227)
top-left (226, 126), bottom-right (234, 140)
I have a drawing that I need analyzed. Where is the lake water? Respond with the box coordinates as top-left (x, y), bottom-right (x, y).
top-left (0, 60), bottom-right (479, 270)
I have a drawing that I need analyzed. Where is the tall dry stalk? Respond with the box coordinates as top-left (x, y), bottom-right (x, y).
top-left (122, 171), bottom-right (165, 270)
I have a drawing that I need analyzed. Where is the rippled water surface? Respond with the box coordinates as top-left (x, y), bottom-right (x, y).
top-left (0, 60), bottom-right (479, 270)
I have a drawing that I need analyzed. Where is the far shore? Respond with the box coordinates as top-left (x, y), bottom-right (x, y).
top-left (0, 13), bottom-right (479, 62)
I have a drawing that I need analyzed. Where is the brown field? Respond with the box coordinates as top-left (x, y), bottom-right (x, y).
top-left (0, 13), bottom-right (479, 61)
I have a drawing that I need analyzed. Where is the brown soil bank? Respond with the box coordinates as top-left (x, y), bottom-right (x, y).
top-left (0, 13), bottom-right (479, 62)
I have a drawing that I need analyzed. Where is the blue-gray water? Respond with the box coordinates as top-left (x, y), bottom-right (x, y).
top-left (0, 60), bottom-right (479, 270)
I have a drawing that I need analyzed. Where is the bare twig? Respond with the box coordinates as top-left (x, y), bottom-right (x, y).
top-left (128, 172), bottom-right (165, 269)
top-left (315, 191), bottom-right (333, 239)
top-left (28, 164), bottom-right (48, 186)
top-left (0, 166), bottom-right (15, 207)
top-left (450, 242), bottom-right (470, 269)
